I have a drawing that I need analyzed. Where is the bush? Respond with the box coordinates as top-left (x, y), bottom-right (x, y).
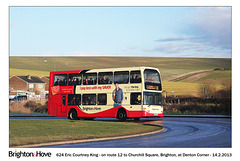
top-left (164, 103), bottom-right (231, 115)
top-left (24, 101), bottom-right (48, 113)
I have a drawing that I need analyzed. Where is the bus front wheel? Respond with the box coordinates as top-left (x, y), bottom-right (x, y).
top-left (69, 109), bottom-right (78, 120)
top-left (117, 109), bottom-right (127, 121)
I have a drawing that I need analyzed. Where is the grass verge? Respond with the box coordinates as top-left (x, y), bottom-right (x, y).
top-left (9, 119), bottom-right (162, 147)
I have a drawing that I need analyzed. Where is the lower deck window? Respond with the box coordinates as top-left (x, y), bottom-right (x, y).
top-left (82, 94), bottom-right (96, 105)
top-left (131, 93), bottom-right (142, 105)
top-left (98, 94), bottom-right (107, 105)
top-left (68, 94), bottom-right (81, 105)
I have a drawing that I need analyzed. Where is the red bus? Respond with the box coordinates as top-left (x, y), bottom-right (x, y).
top-left (48, 67), bottom-right (163, 121)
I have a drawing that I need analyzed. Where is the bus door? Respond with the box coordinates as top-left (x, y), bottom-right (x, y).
top-left (61, 95), bottom-right (67, 114)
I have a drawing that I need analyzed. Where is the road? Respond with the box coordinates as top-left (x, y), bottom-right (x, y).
top-left (10, 115), bottom-right (231, 148)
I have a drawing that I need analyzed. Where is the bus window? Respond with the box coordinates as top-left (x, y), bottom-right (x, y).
top-left (83, 73), bottom-right (97, 85)
top-left (114, 71), bottom-right (129, 84)
top-left (98, 72), bottom-right (113, 84)
top-left (54, 74), bottom-right (67, 86)
top-left (98, 94), bottom-right (107, 105)
top-left (130, 71), bottom-right (141, 83)
top-left (130, 93), bottom-right (141, 105)
top-left (69, 73), bottom-right (82, 86)
top-left (62, 96), bottom-right (66, 106)
top-left (68, 94), bottom-right (81, 105)
top-left (144, 69), bottom-right (161, 84)
top-left (144, 69), bottom-right (162, 91)
top-left (143, 92), bottom-right (162, 105)
top-left (82, 94), bottom-right (96, 105)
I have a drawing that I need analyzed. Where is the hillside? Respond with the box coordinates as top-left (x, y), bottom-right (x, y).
top-left (9, 57), bottom-right (231, 81)
top-left (9, 57), bottom-right (231, 96)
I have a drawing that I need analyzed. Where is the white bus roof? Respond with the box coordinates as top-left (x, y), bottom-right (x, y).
top-left (87, 66), bottom-right (159, 73)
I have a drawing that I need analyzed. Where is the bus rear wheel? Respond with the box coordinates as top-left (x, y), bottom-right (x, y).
top-left (69, 109), bottom-right (78, 120)
top-left (117, 109), bottom-right (127, 122)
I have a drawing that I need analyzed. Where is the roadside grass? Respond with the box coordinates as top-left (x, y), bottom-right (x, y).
top-left (9, 119), bottom-right (162, 147)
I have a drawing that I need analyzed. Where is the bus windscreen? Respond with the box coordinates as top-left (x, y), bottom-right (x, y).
top-left (144, 69), bottom-right (162, 91)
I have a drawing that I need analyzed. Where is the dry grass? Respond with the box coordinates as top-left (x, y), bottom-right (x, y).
top-left (9, 101), bottom-right (32, 114)
top-left (9, 100), bottom-right (48, 114)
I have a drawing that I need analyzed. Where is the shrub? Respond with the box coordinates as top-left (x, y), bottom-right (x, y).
top-left (24, 101), bottom-right (48, 113)
top-left (9, 100), bottom-right (32, 114)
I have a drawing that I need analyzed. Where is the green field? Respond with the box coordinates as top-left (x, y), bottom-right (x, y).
top-left (9, 56), bottom-right (231, 96)
top-left (9, 119), bottom-right (162, 147)
top-left (162, 81), bottom-right (201, 96)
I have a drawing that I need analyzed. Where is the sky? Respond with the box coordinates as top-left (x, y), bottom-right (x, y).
top-left (9, 7), bottom-right (232, 58)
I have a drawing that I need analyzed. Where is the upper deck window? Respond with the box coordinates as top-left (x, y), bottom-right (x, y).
top-left (114, 71), bottom-right (129, 84)
top-left (144, 69), bottom-right (161, 84)
top-left (69, 73), bottom-right (82, 85)
top-left (54, 74), bottom-right (67, 86)
top-left (98, 72), bottom-right (113, 84)
top-left (144, 69), bottom-right (162, 91)
top-left (130, 70), bottom-right (141, 83)
top-left (83, 73), bottom-right (97, 85)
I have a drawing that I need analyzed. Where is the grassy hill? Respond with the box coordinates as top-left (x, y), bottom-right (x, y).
top-left (9, 56), bottom-right (231, 96)
top-left (9, 57), bottom-right (231, 80)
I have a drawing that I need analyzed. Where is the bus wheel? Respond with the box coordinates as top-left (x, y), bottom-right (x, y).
top-left (117, 109), bottom-right (127, 122)
top-left (69, 109), bottom-right (78, 120)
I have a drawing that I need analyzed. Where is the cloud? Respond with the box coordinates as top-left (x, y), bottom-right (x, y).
top-left (155, 36), bottom-right (190, 42)
top-left (126, 46), bottom-right (139, 50)
top-left (143, 42), bottom-right (197, 54)
top-left (190, 7), bottom-right (231, 50)
top-left (144, 7), bottom-right (232, 58)
top-left (142, 40), bottom-right (230, 58)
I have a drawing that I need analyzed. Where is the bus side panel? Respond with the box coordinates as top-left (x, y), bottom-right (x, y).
top-left (48, 95), bottom-right (61, 117)
top-left (70, 106), bottom-right (143, 118)
top-left (66, 106), bottom-right (120, 118)
top-left (48, 100), bottom-right (58, 116)
top-left (127, 111), bottom-right (143, 118)
top-left (75, 106), bottom-right (118, 118)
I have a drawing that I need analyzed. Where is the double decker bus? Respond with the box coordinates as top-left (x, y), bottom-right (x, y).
top-left (48, 67), bottom-right (163, 121)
